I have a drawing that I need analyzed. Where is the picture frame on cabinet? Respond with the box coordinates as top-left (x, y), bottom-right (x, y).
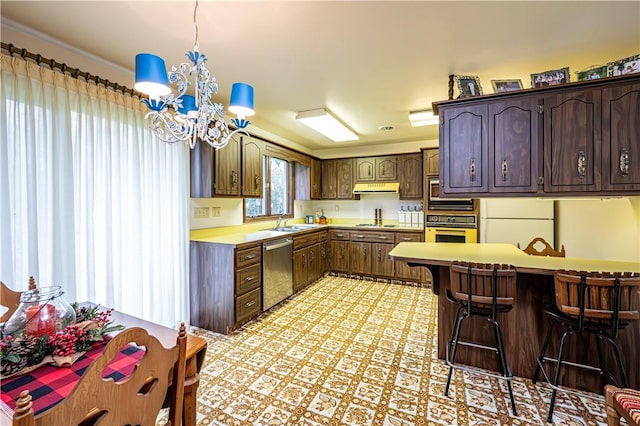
top-left (530, 67), bottom-right (570, 88)
top-left (576, 65), bottom-right (608, 81)
top-left (454, 75), bottom-right (483, 98)
top-left (491, 79), bottom-right (523, 93)
top-left (607, 54), bottom-right (640, 77)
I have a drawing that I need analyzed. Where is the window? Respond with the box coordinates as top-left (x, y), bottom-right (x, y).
top-left (245, 156), bottom-right (292, 220)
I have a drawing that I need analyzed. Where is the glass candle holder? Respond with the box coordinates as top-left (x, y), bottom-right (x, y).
top-left (2, 286), bottom-right (76, 338)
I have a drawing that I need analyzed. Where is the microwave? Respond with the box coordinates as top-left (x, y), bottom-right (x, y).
top-left (427, 177), bottom-right (474, 211)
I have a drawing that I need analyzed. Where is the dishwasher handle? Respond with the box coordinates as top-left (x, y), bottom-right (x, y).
top-left (263, 239), bottom-right (293, 251)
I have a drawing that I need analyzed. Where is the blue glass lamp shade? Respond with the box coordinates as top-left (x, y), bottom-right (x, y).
top-left (135, 53), bottom-right (171, 98)
top-left (228, 82), bottom-right (255, 118)
top-left (178, 94), bottom-right (197, 115)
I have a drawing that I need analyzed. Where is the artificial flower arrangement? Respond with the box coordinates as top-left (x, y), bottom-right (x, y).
top-left (0, 303), bottom-right (124, 378)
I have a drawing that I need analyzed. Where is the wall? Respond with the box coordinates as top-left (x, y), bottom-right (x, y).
top-left (556, 197), bottom-right (640, 262)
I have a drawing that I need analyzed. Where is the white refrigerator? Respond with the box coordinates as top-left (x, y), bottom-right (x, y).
top-left (479, 198), bottom-right (555, 247)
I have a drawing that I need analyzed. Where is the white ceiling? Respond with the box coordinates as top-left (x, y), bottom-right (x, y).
top-left (2, 1), bottom-right (639, 152)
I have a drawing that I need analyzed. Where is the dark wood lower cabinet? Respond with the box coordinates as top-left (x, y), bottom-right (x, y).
top-left (293, 248), bottom-right (308, 293)
top-left (350, 242), bottom-right (371, 275)
top-left (293, 231), bottom-right (330, 293)
top-left (330, 240), bottom-right (350, 272)
top-left (372, 243), bottom-right (395, 278)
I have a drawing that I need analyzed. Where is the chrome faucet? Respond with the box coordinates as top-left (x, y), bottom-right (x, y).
top-left (275, 216), bottom-right (283, 228)
top-left (283, 219), bottom-right (288, 227)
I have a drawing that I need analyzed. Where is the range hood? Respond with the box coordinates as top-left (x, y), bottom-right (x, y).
top-left (352, 182), bottom-right (400, 194)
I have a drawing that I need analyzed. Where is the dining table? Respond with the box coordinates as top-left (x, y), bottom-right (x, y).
top-left (0, 305), bottom-right (208, 426)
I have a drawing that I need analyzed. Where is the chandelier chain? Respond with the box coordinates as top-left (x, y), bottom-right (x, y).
top-left (193, 0), bottom-right (200, 52)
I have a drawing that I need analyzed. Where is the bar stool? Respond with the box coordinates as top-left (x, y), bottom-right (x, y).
top-left (533, 270), bottom-right (640, 422)
top-left (444, 261), bottom-right (518, 416)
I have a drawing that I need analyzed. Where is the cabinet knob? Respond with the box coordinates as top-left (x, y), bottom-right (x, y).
top-left (501, 159), bottom-right (508, 181)
top-left (620, 148), bottom-right (630, 176)
top-left (577, 151), bottom-right (586, 178)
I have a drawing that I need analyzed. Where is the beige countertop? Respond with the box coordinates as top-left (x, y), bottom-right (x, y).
top-left (190, 222), bottom-right (424, 246)
top-left (389, 242), bottom-right (640, 274)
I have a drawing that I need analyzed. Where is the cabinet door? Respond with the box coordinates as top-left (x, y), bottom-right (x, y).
top-left (355, 158), bottom-right (375, 181)
top-left (602, 81), bottom-right (640, 191)
top-left (336, 159), bottom-right (354, 199)
top-left (293, 248), bottom-right (308, 293)
top-left (440, 104), bottom-right (488, 193)
top-left (318, 241), bottom-right (329, 275)
top-left (311, 159), bottom-right (322, 199)
top-left (543, 88), bottom-right (601, 192)
top-left (489, 97), bottom-right (541, 192)
top-left (372, 243), bottom-right (394, 278)
top-left (376, 157), bottom-right (397, 181)
top-left (350, 242), bottom-right (371, 275)
top-left (399, 154), bottom-right (423, 199)
top-left (424, 148), bottom-right (439, 176)
top-left (330, 240), bottom-right (349, 272)
top-left (214, 136), bottom-right (241, 196)
top-left (242, 137), bottom-right (263, 197)
top-left (321, 160), bottom-right (337, 199)
top-left (308, 244), bottom-right (319, 283)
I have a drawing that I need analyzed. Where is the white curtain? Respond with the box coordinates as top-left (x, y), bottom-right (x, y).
top-left (0, 54), bottom-right (189, 327)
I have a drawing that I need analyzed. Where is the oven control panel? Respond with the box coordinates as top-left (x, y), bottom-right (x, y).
top-left (426, 214), bottom-right (477, 228)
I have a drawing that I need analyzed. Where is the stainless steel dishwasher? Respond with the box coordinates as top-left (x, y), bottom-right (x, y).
top-left (262, 237), bottom-right (293, 310)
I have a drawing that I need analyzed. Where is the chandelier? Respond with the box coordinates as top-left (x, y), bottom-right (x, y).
top-left (134, 0), bottom-right (254, 150)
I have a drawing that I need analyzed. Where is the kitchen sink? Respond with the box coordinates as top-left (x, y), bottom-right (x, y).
top-left (266, 224), bottom-right (320, 233)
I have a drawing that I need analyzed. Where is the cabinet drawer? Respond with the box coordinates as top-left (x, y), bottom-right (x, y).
top-left (317, 230), bottom-right (328, 242)
top-left (329, 230), bottom-right (350, 241)
top-left (395, 232), bottom-right (424, 243)
top-left (236, 245), bottom-right (261, 268)
top-left (293, 233), bottom-right (319, 250)
top-left (350, 231), bottom-right (394, 243)
top-left (236, 264), bottom-right (261, 295)
top-left (236, 288), bottom-right (261, 323)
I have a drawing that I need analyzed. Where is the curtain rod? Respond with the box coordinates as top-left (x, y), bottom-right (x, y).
top-left (1, 42), bottom-right (139, 98)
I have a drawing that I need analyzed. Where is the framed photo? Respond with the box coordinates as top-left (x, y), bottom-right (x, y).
top-left (454, 75), bottom-right (483, 98)
top-left (530, 67), bottom-right (570, 88)
top-left (576, 65), bottom-right (608, 81)
top-left (491, 79), bottom-right (523, 93)
top-left (607, 54), bottom-right (640, 77)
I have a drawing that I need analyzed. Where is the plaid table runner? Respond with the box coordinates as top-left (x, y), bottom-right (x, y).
top-left (0, 339), bottom-right (144, 418)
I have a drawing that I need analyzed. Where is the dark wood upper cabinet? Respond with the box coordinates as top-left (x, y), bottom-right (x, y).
top-left (336, 159), bottom-right (354, 199)
top-left (355, 156), bottom-right (397, 182)
top-left (321, 160), bottom-right (338, 199)
top-left (440, 104), bottom-right (488, 194)
top-left (434, 74), bottom-right (640, 197)
top-left (398, 154), bottom-right (423, 199)
top-left (602, 80), bottom-right (640, 191)
top-left (310, 159), bottom-right (322, 199)
top-left (489, 96), bottom-right (541, 193)
top-left (423, 148), bottom-right (439, 176)
top-left (214, 136), bottom-right (242, 196)
top-left (241, 137), bottom-right (263, 198)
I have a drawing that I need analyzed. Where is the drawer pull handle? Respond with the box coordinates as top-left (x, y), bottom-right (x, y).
top-left (243, 254), bottom-right (256, 260)
top-left (244, 301), bottom-right (256, 308)
top-left (335, 234), bottom-right (344, 238)
top-left (620, 148), bottom-right (630, 176)
top-left (355, 234), bottom-right (365, 238)
top-left (245, 276), bottom-right (256, 282)
top-left (379, 236), bottom-right (389, 240)
top-left (402, 237), bottom-right (413, 241)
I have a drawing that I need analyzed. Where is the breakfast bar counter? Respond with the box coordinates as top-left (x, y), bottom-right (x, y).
top-left (389, 242), bottom-right (640, 393)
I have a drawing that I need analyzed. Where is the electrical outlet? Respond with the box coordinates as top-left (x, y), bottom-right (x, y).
top-left (212, 207), bottom-right (221, 217)
top-left (193, 207), bottom-right (210, 218)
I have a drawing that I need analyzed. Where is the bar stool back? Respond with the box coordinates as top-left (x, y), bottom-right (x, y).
top-left (534, 270), bottom-right (640, 422)
top-left (444, 261), bottom-right (518, 415)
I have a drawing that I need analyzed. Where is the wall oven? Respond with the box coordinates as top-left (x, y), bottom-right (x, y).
top-left (427, 177), bottom-right (474, 211)
top-left (425, 214), bottom-right (478, 243)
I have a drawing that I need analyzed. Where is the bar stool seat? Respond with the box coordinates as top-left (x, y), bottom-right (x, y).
top-left (444, 261), bottom-right (518, 416)
top-left (533, 270), bottom-right (640, 422)
top-left (606, 385), bottom-right (640, 426)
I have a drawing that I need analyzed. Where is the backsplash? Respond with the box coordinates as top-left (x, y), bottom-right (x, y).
top-left (190, 194), bottom-right (422, 230)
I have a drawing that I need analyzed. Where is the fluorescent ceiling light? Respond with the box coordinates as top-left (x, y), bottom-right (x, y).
top-left (409, 110), bottom-right (439, 127)
top-left (296, 109), bottom-right (359, 142)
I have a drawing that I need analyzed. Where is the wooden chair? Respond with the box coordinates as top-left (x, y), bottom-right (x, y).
top-left (1, 278), bottom-right (37, 323)
top-left (445, 261), bottom-right (518, 415)
top-left (605, 384), bottom-right (640, 426)
top-left (12, 323), bottom-right (187, 426)
top-left (533, 270), bottom-right (640, 422)
top-left (517, 237), bottom-right (565, 257)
